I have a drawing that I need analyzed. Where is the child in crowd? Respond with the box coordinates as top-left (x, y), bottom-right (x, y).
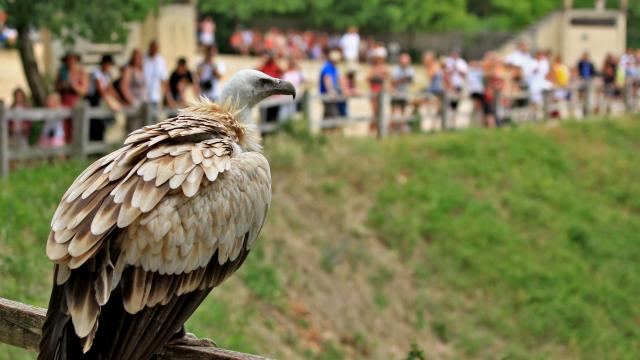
top-left (38, 93), bottom-right (66, 149)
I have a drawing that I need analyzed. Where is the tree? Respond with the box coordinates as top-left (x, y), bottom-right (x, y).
top-left (199, 0), bottom-right (470, 34)
top-left (201, 0), bottom-right (636, 47)
top-left (0, 0), bottom-right (160, 106)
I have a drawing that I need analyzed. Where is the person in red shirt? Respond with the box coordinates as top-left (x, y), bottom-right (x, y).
top-left (258, 53), bottom-right (283, 79)
top-left (257, 53), bottom-right (284, 123)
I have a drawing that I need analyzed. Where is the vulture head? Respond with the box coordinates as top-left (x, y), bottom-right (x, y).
top-left (221, 70), bottom-right (296, 112)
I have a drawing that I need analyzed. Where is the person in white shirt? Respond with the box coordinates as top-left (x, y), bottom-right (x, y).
top-left (527, 50), bottom-right (552, 105)
top-left (390, 53), bottom-right (414, 116)
top-left (444, 49), bottom-right (468, 111)
top-left (444, 49), bottom-right (468, 91)
top-left (620, 48), bottom-right (637, 78)
top-left (506, 40), bottom-right (534, 82)
top-left (339, 26), bottom-right (360, 63)
top-left (143, 40), bottom-right (173, 107)
top-left (197, 45), bottom-right (226, 102)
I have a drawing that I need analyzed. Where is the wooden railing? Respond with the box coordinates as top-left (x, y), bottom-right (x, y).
top-left (0, 297), bottom-right (269, 360)
top-left (1, 78), bottom-right (639, 177)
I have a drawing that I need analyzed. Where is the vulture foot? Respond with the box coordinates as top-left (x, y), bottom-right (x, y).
top-left (169, 331), bottom-right (218, 348)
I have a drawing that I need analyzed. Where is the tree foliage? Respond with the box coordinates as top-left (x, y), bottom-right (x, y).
top-left (200, 0), bottom-right (636, 46)
top-left (1, 0), bottom-right (159, 42)
top-left (0, 0), bottom-right (160, 105)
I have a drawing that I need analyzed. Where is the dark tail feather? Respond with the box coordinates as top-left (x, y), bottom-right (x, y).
top-left (38, 266), bottom-right (82, 360)
top-left (39, 247), bottom-right (251, 360)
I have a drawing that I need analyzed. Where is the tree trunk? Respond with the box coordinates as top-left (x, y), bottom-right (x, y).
top-left (17, 25), bottom-right (48, 106)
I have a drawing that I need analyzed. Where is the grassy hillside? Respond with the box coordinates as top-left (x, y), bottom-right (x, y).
top-left (1, 117), bottom-right (639, 359)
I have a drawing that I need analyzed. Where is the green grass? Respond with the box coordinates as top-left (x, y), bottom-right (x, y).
top-left (1, 117), bottom-right (640, 359)
top-left (369, 119), bottom-right (640, 359)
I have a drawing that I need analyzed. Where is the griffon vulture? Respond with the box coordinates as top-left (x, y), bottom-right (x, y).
top-left (38, 70), bottom-right (295, 360)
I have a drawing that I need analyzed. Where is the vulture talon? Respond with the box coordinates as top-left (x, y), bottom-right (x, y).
top-left (169, 332), bottom-right (218, 348)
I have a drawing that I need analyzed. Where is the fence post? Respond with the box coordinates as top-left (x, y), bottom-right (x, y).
top-left (542, 89), bottom-right (552, 120)
top-left (143, 103), bottom-right (156, 126)
top-left (376, 91), bottom-right (388, 139)
top-left (493, 89), bottom-right (503, 126)
top-left (302, 90), bottom-right (314, 134)
top-left (308, 92), bottom-right (322, 135)
top-left (624, 80), bottom-right (633, 112)
top-left (71, 101), bottom-right (88, 159)
top-left (583, 79), bottom-right (593, 118)
top-left (439, 91), bottom-right (450, 131)
top-left (0, 101), bottom-right (8, 178)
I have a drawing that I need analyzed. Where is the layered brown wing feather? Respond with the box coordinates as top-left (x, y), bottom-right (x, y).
top-left (39, 108), bottom-right (271, 360)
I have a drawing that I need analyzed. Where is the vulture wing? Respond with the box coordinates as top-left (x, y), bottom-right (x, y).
top-left (38, 114), bottom-right (271, 360)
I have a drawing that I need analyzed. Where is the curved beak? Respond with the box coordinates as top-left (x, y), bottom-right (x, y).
top-left (273, 79), bottom-right (297, 100)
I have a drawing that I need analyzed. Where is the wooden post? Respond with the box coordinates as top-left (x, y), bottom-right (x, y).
top-left (376, 91), bottom-right (388, 139)
top-left (493, 89), bottom-right (503, 126)
top-left (0, 101), bottom-right (8, 178)
top-left (0, 297), bottom-right (271, 360)
top-left (302, 90), bottom-right (315, 134)
top-left (583, 79), bottom-right (593, 117)
top-left (71, 101), bottom-right (89, 159)
top-left (624, 80), bottom-right (633, 112)
top-left (143, 103), bottom-right (155, 127)
top-left (542, 89), bottom-right (552, 120)
top-left (439, 91), bottom-right (450, 131)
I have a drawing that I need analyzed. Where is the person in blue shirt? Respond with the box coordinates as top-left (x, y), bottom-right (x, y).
top-left (319, 50), bottom-right (347, 118)
top-left (577, 52), bottom-right (596, 80)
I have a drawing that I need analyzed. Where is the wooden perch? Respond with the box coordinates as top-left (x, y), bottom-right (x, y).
top-left (0, 297), bottom-right (270, 360)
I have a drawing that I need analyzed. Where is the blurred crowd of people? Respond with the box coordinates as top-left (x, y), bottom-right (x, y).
top-left (230, 26), bottom-right (388, 62)
top-left (7, 22), bottom-right (640, 149)
top-left (315, 35), bottom-right (640, 128)
top-left (8, 40), bottom-right (227, 149)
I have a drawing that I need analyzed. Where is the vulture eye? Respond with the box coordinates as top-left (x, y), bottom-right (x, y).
top-left (259, 78), bottom-right (271, 86)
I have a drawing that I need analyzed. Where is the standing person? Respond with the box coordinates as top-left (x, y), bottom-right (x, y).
top-left (38, 93), bottom-right (66, 149)
top-left (257, 52), bottom-right (284, 122)
top-left (87, 55), bottom-right (121, 108)
top-left (482, 52), bottom-right (505, 128)
top-left (143, 40), bottom-right (173, 108)
top-left (198, 16), bottom-right (216, 47)
top-left (390, 52), bottom-right (414, 118)
top-left (467, 60), bottom-right (487, 125)
top-left (55, 52), bottom-right (88, 142)
top-left (367, 46), bottom-right (389, 128)
top-left (340, 26), bottom-right (360, 64)
top-left (87, 55), bottom-right (121, 141)
top-left (422, 51), bottom-right (445, 95)
top-left (505, 40), bottom-right (534, 80)
top-left (197, 45), bottom-right (226, 102)
top-left (602, 54), bottom-right (618, 97)
top-left (118, 49), bottom-right (147, 107)
top-left (577, 51), bottom-right (596, 80)
top-left (320, 50), bottom-right (347, 118)
top-left (56, 52), bottom-right (89, 107)
top-left (620, 48), bottom-right (637, 78)
top-left (444, 48), bottom-right (468, 110)
top-left (280, 57), bottom-right (306, 119)
top-left (9, 87), bottom-right (31, 148)
top-left (257, 52), bottom-right (283, 78)
top-left (551, 55), bottom-right (570, 100)
top-left (419, 51), bottom-right (445, 116)
top-left (526, 50), bottom-right (551, 109)
top-left (169, 58), bottom-right (195, 106)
